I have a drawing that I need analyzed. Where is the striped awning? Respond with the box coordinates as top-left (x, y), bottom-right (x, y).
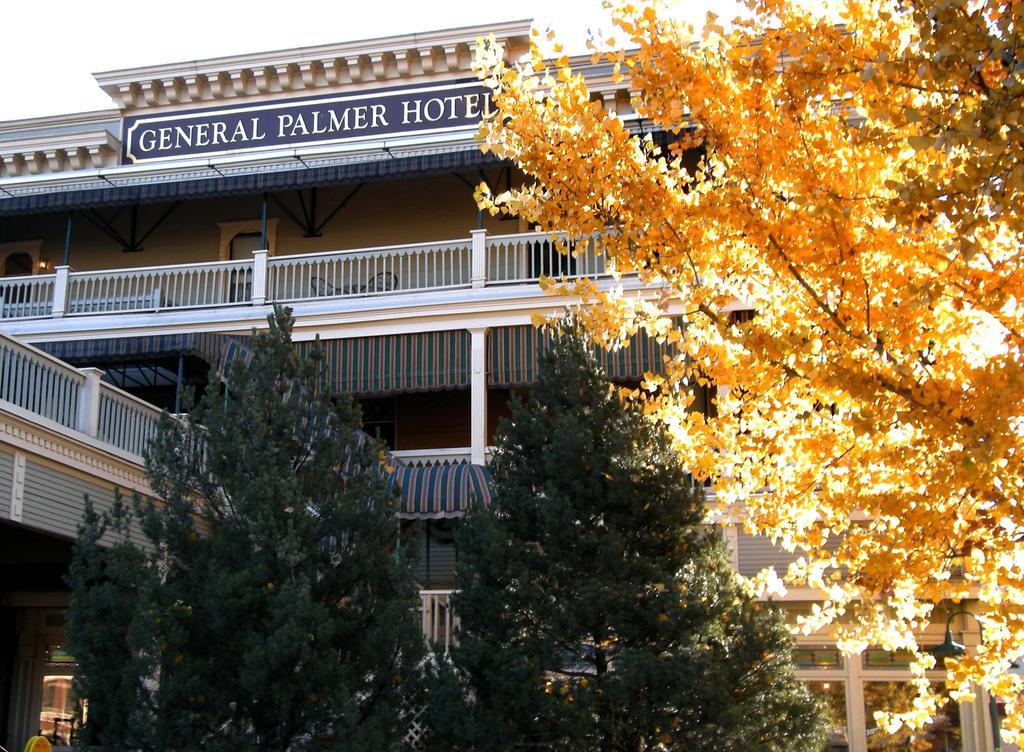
top-left (392, 462), bottom-right (493, 519)
top-left (33, 332), bottom-right (229, 366)
top-left (215, 331), bottom-right (468, 396)
top-left (0, 143), bottom-right (501, 216)
top-left (488, 325), bottom-right (678, 387)
top-left (217, 335), bottom-right (254, 378)
top-left (297, 330), bottom-right (469, 396)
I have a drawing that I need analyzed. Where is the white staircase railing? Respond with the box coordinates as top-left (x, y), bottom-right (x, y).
top-left (0, 230), bottom-right (614, 321)
top-left (0, 332), bottom-right (163, 460)
top-left (0, 335), bottom-right (84, 429)
top-left (96, 387), bottom-right (161, 458)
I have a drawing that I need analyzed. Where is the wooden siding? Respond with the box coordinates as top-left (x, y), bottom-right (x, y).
top-left (736, 531), bottom-right (801, 578)
top-left (414, 533), bottom-right (457, 589)
top-left (19, 459), bottom-right (142, 543)
top-left (736, 530), bottom-right (844, 578)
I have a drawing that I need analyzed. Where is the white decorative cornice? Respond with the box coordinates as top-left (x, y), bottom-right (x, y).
top-left (0, 35), bottom-right (642, 183)
top-left (93, 20), bottom-right (533, 113)
top-left (0, 109), bottom-right (121, 137)
top-left (0, 110), bottom-right (122, 179)
top-left (0, 129), bottom-right (120, 178)
top-left (0, 407), bottom-right (153, 497)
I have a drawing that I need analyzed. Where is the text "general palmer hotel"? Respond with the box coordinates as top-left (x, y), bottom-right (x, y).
top-left (124, 82), bottom-right (493, 163)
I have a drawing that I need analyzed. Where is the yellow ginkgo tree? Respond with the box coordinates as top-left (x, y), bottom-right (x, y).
top-left (474, 0), bottom-right (1024, 742)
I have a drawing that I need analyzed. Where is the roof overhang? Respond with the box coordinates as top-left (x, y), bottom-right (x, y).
top-left (0, 133), bottom-right (500, 215)
top-left (93, 20), bottom-right (533, 113)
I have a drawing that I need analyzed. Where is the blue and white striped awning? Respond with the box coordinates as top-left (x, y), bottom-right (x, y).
top-left (393, 462), bottom-right (493, 519)
top-left (341, 434), bottom-right (491, 519)
top-left (0, 143), bottom-right (500, 215)
top-left (340, 431), bottom-right (492, 519)
top-left (33, 332), bottom-right (229, 366)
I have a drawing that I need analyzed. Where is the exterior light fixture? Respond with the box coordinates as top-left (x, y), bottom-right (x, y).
top-left (929, 624), bottom-right (966, 662)
top-left (929, 607), bottom-right (1000, 751)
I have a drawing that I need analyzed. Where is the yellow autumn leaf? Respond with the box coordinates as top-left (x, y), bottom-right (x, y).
top-left (472, 0), bottom-right (1024, 743)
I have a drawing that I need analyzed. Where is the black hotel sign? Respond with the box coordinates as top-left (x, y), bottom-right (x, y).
top-left (122, 80), bottom-right (492, 163)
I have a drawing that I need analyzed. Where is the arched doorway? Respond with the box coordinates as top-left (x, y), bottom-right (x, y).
top-left (228, 231), bottom-right (263, 261)
top-left (3, 252), bottom-right (33, 277)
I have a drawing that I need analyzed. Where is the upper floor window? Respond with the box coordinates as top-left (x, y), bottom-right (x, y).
top-left (217, 218), bottom-right (278, 261)
top-left (361, 396), bottom-right (397, 449)
top-left (3, 252), bottom-right (34, 277)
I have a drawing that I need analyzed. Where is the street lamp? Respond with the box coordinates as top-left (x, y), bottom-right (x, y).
top-left (929, 608), bottom-right (1001, 751)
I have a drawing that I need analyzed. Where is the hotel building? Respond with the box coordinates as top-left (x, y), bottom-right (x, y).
top-left (0, 20), bottom-right (1000, 751)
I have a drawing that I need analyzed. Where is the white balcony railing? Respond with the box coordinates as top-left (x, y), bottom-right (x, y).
top-left (420, 589), bottom-right (458, 652)
top-left (0, 230), bottom-right (616, 321)
top-left (66, 259), bottom-right (254, 315)
top-left (392, 447), bottom-right (472, 467)
top-left (0, 332), bottom-right (162, 460)
top-left (268, 238), bottom-right (472, 302)
top-left (0, 334), bottom-right (84, 429)
top-left (486, 232), bottom-right (607, 284)
top-left (0, 274), bottom-right (56, 319)
top-left (96, 387), bottom-right (162, 458)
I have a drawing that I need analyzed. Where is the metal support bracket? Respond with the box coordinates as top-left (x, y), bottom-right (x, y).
top-left (268, 184), bottom-right (364, 238)
top-left (81, 201), bottom-right (181, 253)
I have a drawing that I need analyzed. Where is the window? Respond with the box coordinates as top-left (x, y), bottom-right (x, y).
top-left (795, 645), bottom-right (845, 670)
top-left (729, 308), bottom-right (757, 325)
top-left (795, 645), bottom-right (973, 751)
top-left (3, 252), bottom-right (33, 277)
top-left (689, 379), bottom-right (717, 419)
top-left (804, 680), bottom-right (848, 751)
top-left (39, 644), bottom-right (84, 749)
top-left (862, 648), bottom-right (917, 670)
top-left (216, 218), bottom-right (278, 261)
top-left (863, 682), bottom-right (962, 752)
top-left (360, 397), bottom-right (396, 449)
top-left (39, 675), bottom-right (77, 746)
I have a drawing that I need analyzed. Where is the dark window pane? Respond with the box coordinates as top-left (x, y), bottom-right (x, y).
top-left (795, 645), bottom-right (845, 670)
top-left (863, 681), bottom-right (962, 752)
top-left (804, 680), bottom-right (848, 751)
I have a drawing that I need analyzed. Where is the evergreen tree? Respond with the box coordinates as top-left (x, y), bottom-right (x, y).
top-left (66, 493), bottom-right (159, 749)
top-left (429, 322), bottom-right (825, 751)
top-left (66, 308), bottom-right (424, 752)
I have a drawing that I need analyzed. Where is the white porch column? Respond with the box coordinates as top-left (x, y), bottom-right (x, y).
top-left (845, 650), bottom-right (868, 752)
top-left (251, 249), bottom-right (268, 305)
top-left (76, 367), bottom-right (105, 437)
top-left (961, 629), bottom-right (999, 752)
top-left (470, 229), bottom-right (487, 288)
top-left (723, 524), bottom-right (740, 571)
top-left (51, 265), bottom-right (71, 317)
top-left (470, 327), bottom-right (488, 465)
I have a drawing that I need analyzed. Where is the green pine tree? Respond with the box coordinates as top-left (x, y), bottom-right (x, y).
top-left (66, 307), bottom-right (424, 752)
top-left (66, 492), bottom-right (159, 749)
top-left (428, 321), bottom-right (826, 752)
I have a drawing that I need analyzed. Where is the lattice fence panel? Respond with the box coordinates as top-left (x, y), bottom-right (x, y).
top-left (401, 703), bottom-right (430, 750)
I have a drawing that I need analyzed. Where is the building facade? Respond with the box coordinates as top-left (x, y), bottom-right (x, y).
top-left (0, 19), bottom-right (1001, 752)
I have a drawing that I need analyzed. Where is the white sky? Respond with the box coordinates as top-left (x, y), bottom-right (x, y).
top-left (0, 0), bottom-right (733, 122)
